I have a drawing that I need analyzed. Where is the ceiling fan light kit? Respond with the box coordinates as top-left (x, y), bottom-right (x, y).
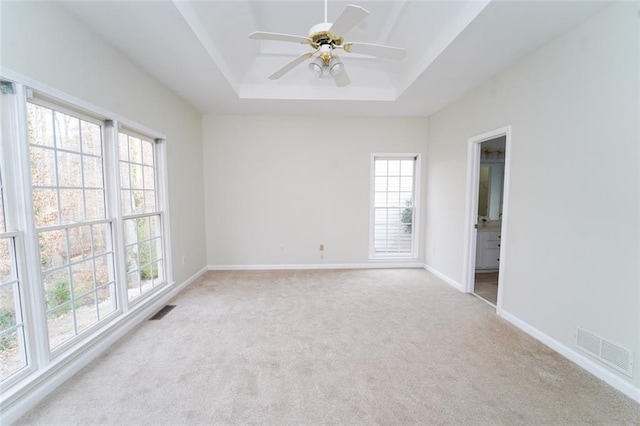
top-left (248, 2), bottom-right (406, 87)
top-left (308, 45), bottom-right (345, 79)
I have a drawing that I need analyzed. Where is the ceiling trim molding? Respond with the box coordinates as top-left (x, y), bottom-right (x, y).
top-left (378, 0), bottom-right (409, 46)
top-left (396, 0), bottom-right (491, 97)
top-left (238, 84), bottom-right (396, 102)
top-left (171, 0), bottom-right (239, 94)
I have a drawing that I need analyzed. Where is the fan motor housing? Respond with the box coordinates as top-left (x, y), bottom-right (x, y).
top-left (308, 22), bottom-right (343, 49)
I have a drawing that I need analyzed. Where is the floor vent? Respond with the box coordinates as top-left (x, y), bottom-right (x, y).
top-left (576, 327), bottom-right (633, 377)
top-left (149, 305), bottom-right (176, 320)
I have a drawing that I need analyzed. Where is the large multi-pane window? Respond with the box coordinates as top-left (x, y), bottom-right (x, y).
top-left (0, 79), bottom-right (171, 415)
top-left (371, 155), bottom-right (420, 258)
top-left (119, 132), bottom-right (164, 301)
top-left (0, 169), bottom-right (28, 381)
top-left (27, 102), bottom-right (117, 350)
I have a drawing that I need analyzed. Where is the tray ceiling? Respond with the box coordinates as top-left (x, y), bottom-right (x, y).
top-left (60, 0), bottom-right (609, 116)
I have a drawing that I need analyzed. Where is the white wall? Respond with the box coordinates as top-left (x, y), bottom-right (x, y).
top-left (203, 115), bottom-right (428, 266)
top-left (0, 1), bottom-right (207, 284)
top-left (425, 2), bottom-right (638, 388)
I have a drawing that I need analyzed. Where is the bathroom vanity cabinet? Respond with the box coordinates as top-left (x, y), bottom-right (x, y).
top-left (476, 230), bottom-right (500, 270)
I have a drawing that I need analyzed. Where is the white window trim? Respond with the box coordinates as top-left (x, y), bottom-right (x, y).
top-left (116, 128), bottom-right (172, 306)
top-left (25, 94), bottom-right (123, 357)
top-left (369, 153), bottom-right (421, 261)
top-left (0, 82), bottom-right (42, 386)
top-left (0, 66), bottom-right (165, 140)
top-left (0, 70), bottom-right (175, 405)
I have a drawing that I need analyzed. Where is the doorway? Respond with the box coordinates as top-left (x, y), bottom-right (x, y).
top-left (462, 127), bottom-right (511, 309)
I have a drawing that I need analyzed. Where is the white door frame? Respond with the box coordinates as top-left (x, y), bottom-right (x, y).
top-left (462, 126), bottom-right (512, 309)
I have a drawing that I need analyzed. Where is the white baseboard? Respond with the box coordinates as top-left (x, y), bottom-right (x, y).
top-left (424, 264), bottom-right (639, 401)
top-left (423, 264), bottom-right (465, 292)
top-left (208, 262), bottom-right (424, 271)
top-left (1, 266), bottom-right (208, 424)
top-left (498, 308), bottom-right (640, 403)
top-left (5, 264), bottom-right (636, 423)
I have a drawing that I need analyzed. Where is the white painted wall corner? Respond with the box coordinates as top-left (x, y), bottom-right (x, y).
top-left (498, 308), bottom-right (640, 403)
top-left (423, 263), bottom-right (639, 402)
top-left (423, 264), bottom-right (465, 292)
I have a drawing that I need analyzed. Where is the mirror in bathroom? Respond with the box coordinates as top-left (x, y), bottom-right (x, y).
top-left (477, 162), bottom-right (504, 220)
top-left (478, 166), bottom-right (491, 217)
top-left (478, 137), bottom-right (506, 222)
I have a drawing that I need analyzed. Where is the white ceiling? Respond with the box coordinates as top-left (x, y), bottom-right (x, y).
top-left (60, 0), bottom-right (609, 117)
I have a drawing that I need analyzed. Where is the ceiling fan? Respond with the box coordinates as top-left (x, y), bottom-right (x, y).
top-left (248, 1), bottom-right (407, 87)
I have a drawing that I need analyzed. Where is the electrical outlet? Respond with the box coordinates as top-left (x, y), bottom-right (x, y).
top-left (319, 244), bottom-right (324, 251)
top-left (280, 244), bottom-right (285, 251)
top-left (181, 255), bottom-right (186, 265)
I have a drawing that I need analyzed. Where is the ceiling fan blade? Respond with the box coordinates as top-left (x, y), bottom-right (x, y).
top-left (328, 4), bottom-right (369, 36)
top-left (269, 52), bottom-right (314, 80)
top-left (333, 68), bottom-right (351, 87)
top-left (249, 31), bottom-right (310, 44)
top-left (344, 42), bottom-right (406, 60)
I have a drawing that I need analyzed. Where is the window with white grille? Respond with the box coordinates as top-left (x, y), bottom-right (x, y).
top-left (0, 168), bottom-right (28, 381)
top-left (0, 79), bottom-right (172, 398)
top-left (27, 102), bottom-right (117, 350)
top-left (370, 155), bottom-right (420, 258)
top-left (118, 132), bottom-right (165, 301)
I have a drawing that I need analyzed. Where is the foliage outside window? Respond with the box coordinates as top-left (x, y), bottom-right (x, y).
top-left (28, 103), bottom-right (117, 350)
top-left (372, 156), bottom-right (418, 257)
top-left (0, 80), bottom-right (170, 398)
top-left (119, 132), bottom-right (164, 301)
top-left (0, 170), bottom-right (28, 381)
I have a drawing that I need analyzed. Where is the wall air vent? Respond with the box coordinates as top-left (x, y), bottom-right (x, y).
top-left (576, 327), bottom-right (633, 377)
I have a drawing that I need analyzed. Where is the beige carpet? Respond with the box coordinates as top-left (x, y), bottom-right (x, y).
top-left (17, 269), bottom-right (639, 425)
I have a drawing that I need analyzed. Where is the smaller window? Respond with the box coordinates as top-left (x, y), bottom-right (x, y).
top-left (370, 154), bottom-right (420, 259)
top-left (118, 132), bottom-right (165, 301)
